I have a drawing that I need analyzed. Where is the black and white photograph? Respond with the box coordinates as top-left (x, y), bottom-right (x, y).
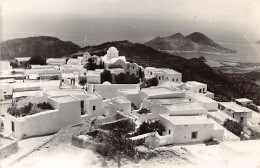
top-left (0, 0), bottom-right (260, 167)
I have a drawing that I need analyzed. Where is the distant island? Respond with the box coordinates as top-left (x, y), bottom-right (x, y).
top-left (0, 36), bottom-right (80, 60)
top-left (144, 32), bottom-right (236, 54)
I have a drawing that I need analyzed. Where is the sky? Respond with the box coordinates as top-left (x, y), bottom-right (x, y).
top-left (1, 0), bottom-right (260, 46)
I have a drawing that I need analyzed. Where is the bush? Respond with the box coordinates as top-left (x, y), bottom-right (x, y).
top-left (101, 70), bottom-right (112, 83)
top-left (137, 108), bottom-right (151, 115)
top-left (141, 77), bottom-right (158, 88)
top-left (79, 76), bottom-right (87, 85)
top-left (204, 138), bottom-right (219, 146)
top-left (29, 56), bottom-right (46, 65)
top-left (136, 120), bottom-right (165, 136)
top-left (223, 119), bottom-right (243, 136)
top-left (8, 102), bottom-right (53, 117)
top-left (115, 73), bottom-right (139, 84)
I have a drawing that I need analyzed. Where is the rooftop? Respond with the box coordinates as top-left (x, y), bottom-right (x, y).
top-left (187, 93), bottom-right (217, 103)
top-left (112, 96), bottom-right (130, 104)
top-left (15, 57), bottom-right (31, 62)
top-left (155, 68), bottom-right (181, 75)
top-left (141, 87), bottom-right (180, 97)
top-left (94, 84), bottom-right (139, 99)
top-left (148, 98), bottom-right (190, 105)
top-left (159, 114), bottom-right (213, 125)
top-left (87, 71), bottom-right (101, 76)
top-left (208, 110), bottom-right (237, 123)
top-left (162, 102), bottom-right (206, 112)
top-left (118, 88), bottom-right (139, 95)
top-left (50, 95), bottom-right (78, 103)
top-left (45, 89), bottom-right (87, 97)
top-left (13, 90), bottom-right (44, 98)
top-left (235, 98), bottom-right (252, 103)
top-left (86, 92), bottom-right (101, 100)
top-left (219, 102), bottom-right (252, 113)
top-left (186, 81), bottom-right (206, 86)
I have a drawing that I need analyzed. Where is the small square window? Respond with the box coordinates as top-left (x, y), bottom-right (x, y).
top-left (191, 131), bottom-right (198, 139)
top-left (93, 106), bottom-right (96, 111)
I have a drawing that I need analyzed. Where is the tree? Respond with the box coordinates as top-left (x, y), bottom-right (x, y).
top-left (79, 76), bottom-right (87, 85)
top-left (198, 56), bottom-right (206, 62)
top-left (146, 77), bottom-right (158, 87)
top-left (101, 70), bottom-right (112, 83)
top-left (87, 57), bottom-right (96, 70)
top-left (28, 56), bottom-right (46, 65)
top-left (223, 119), bottom-right (243, 136)
top-left (10, 61), bottom-right (19, 68)
top-left (115, 73), bottom-right (139, 84)
top-left (138, 67), bottom-right (144, 78)
top-left (137, 120), bottom-right (165, 136)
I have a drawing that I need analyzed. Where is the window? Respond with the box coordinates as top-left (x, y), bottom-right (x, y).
top-left (176, 78), bottom-right (178, 82)
top-left (199, 89), bottom-right (202, 93)
top-left (203, 88), bottom-right (205, 92)
top-left (11, 121), bottom-right (15, 132)
top-left (240, 117), bottom-right (244, 123)
top-left (93, 106), bottom-right (96, 111)
top-left (191, 131), bottom-right (198, 139)
top-left (150, 72), bottom-right (152, 75)
top-left (172, 78), bottom-right (174, 81)
top-left (81, 101), bottom-right (84, 109)
top-left (159, 76), bottom-right (161, 80)
top-left (169, 130), bottom-right (171, 134)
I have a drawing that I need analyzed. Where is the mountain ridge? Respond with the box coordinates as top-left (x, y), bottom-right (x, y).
top-left (0, 36), bottom-right (81, 60)
top-left (144, 32), bottom-right (236, 54)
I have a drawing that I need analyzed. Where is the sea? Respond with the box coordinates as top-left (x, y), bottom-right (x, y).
top-left (175, 42), bottom-right (260, 64)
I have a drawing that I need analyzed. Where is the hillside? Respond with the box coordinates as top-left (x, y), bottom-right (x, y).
top-left (144, 32), bottom-right (236, 54)
top-left (82, 41), bottom-right (259, 105)
top-left (0, 36), bottom-right (80, 60)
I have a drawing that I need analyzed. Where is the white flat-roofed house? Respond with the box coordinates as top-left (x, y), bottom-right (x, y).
top-left (86, 70), bottom-right (101, 84)
top-left (139, 87), bottom-right (185, 104)
top-left (159, 102), bottom-right (208, 117)
top-left (218, 102), bottom-right (253, 124)
top-left (14, 57), bottom-right (31, 67)
top-left (186, 93), bottom-right (218, 111)
top-left (159, 81), bottom-right (186, 91)
top-left (158, 114), bottom-right (224, 145)
top-left (24, 68), bottom-right (61, 80)
top-left (44, 89), bottom-right (104, 118)
top-left (0, 61), bottom-right (12, 75)
top-left (61, 67), bottom-right (84, 85)
top-left (88, 84), bottom-right (140, 100)
top-left (144, 67), bottom-right (156, 78)
top-left (154, 68), bottom-right (182, 84)
top-left (67, 58), bottom-right (81, 65)
top-left (108, 96), bottom-right (131, 116)
top-left (185, 81), bottom-right (207, 93)
top-left (4, 95), bottom-right (82, 139)
top-left (117, 88), bottom-right (140, 108)
top-left (30, 65), bottom-right (53, 69)
top-left (235, 98), bottom-right (253, 106)
top-left (46, 58), bottom-right (66, 66)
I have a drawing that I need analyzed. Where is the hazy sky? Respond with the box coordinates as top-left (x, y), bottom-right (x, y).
top-left (1, 0), bottom-right (260, 46)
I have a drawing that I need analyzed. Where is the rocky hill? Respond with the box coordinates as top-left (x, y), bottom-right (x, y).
top-left (144, 32), bottom-right (236, 54)
top-left (0, 36), bottom-right (80, 60)
top-left (82, 40), bottom-right (259, 104)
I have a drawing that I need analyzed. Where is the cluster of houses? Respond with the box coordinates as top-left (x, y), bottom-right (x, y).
top-left (1, 47), bottom-right (260, 148)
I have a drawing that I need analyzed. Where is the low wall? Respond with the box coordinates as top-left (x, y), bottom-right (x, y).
top-left (0, 138), bottom-right (18, 160)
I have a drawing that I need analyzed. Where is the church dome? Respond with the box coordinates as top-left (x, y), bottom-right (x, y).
top-left (107, 47), bottom-right (118, 53)
top-left (102, 81), bottom-right (111, 85)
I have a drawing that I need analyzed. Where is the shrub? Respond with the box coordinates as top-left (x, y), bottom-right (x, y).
top-left (115, 73), bottom-right (139, 84)
top-left (79, 76), bottom-right (87, 85)
top-left (101, 70), bottom-right (112, 83)
top-left (141, 77), bottom-right (158, 88)
top-left (136, 120), bottom-right (165, 136)
top-left (29, 56), bottom-right (46, 65)
top-left (137, 108), bottom-right (151, 115)
top-left (223, 119), bottom-right (243, 136)
top-left (109, 64), bottom-right (122, 69)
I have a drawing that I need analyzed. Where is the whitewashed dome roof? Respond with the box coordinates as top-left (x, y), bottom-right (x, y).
top-left (102, 81), bottom-right (111, 85)
top-left (107, 47), bottom-right (118, 53)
